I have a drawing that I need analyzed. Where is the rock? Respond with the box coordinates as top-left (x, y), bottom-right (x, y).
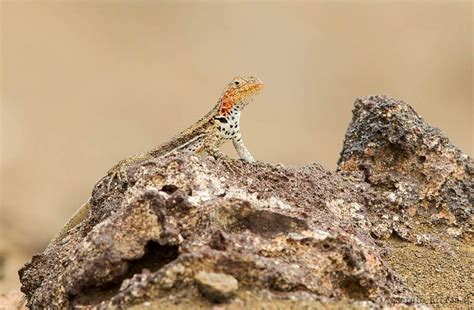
top-left (446, 227), bottom-right (463, 238)
top-left (413, 234), bottom-right (454, 255)
top-left (18, 95), bottom-right (472, 308)
top-left (19, 153), bottom-right (412, 308)
top-left (338, 95), bottom-right (473, 237)
top-left (194, 271), bottom-right (238, 302)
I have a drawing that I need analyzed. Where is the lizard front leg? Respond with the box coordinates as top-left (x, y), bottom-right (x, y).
top-left (232, 134), bottom-right (255, 162)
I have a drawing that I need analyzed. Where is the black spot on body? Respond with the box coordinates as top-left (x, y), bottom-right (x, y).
top-left (214, 116), bottom-right (228, 123)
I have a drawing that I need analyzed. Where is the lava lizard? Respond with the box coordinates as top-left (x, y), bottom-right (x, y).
top-left (50, 76), bottom-right (264, 245)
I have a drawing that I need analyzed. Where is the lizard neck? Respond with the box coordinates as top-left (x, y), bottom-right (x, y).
top-left (217, 89), bottom-right (252, 117)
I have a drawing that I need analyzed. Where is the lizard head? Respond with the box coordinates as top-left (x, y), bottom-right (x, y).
top-left (218, 76), bottom-right (264, 116)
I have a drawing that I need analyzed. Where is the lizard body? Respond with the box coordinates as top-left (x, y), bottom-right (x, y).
top-left (50, 76), bottom-right (264, 245)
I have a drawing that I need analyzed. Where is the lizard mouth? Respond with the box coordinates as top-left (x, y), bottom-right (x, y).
top-left (241, 81), bottom-right (264, 98)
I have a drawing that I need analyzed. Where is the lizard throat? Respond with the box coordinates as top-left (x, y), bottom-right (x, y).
top-left (218, 97), bottom-right (253, 116)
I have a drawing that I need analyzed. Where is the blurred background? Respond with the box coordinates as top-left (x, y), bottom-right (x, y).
top-left (1, 0), bottom-right (472, 293)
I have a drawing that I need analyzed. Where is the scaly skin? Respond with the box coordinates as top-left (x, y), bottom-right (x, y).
top-left (50, 76), bottom-right (264, 245)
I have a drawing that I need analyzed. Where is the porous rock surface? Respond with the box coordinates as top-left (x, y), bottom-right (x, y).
top-left (20, 155), bottom-right (411, 308)
top-left (338, 95), bottom-right (472, 239)
top-left (19, 95), bottom-right (472, 309)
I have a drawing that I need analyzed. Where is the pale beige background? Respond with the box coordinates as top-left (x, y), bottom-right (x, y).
top-left (1, 0), bottom-right (472, 291)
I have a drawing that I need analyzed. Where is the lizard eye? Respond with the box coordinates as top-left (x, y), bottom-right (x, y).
top-left (234, 81), bottom-right (240, 86)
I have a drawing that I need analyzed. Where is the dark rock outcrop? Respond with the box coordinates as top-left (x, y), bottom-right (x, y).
top-left (19, 95), bottom-right (472, 308)
top-left (338, 95), bottom-right (472, 238)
